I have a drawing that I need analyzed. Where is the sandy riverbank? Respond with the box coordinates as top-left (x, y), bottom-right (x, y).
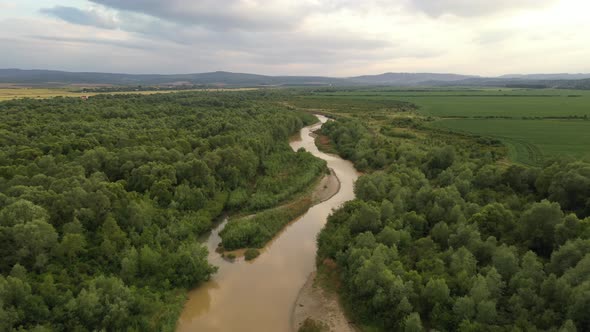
top-left (291, 270), bottom-right (357, 332)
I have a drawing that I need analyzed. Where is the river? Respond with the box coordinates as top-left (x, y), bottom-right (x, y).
top-left (176, 115), bottom-right (359, 332)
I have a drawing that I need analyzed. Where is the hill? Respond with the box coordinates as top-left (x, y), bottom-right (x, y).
top-left (348, 72), bottom-right (476, 85)
top-left (1, 68), bottom-right (590, 89)
top-left (0, 69), bottom-right (346, 87)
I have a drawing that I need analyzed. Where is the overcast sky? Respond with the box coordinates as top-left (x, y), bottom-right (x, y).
top-left (1, 0), bottom-right (589, 76)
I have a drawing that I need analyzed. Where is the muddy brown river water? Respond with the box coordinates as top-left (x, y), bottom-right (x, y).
top-left (176, 115), bottom-right (359, 332)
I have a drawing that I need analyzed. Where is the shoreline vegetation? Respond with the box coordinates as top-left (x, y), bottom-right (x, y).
top-left (218, 122), bottom-right (329, 250)
top-left (220, 167), bottom-right (340, 256)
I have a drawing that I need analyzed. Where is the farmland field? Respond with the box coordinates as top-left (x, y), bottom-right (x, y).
top-left (0, 88), bottom-right (84, 100)
top-left (430, 119), bottom-right (590, 165)
top-left (306, 88), bottom-right (590, 165)
top-left (311, 88), bottom-right (590, 117)
top-left (0, 87), bottom-right (258, 101)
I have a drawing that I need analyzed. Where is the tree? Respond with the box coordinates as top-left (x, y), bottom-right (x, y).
top-left (474, 164), bottom-right (501, 188)
top-left (519, 200), bottom-right (563, 256)
top-left (430, 222), bottom-right (450, 248)
top-left (11, 219), bottom-right (58, 268)
top-left (492, 245), bottom-right (520, 280)
top-left (453, 296), bottom-right (475, 320)
top-left (167, 243), bottom-right (216, 288)
top-left (560, 319), bottom-right (578, 332)
top-left (380, 199), bottom-right (395, 222)
top-left (139, 246), bottom-right (161, 276)
top-left (469, 203), bottom-right (514, 240)
top-left (541, 162), bottom-right (590, 213)
top-left (423, 278), bottom-right (450, 308)
top-left (548, 239), bottom-right (590, 276)
top-left (568, 288), bottom-right (590, 331)
top-left (555, 214), bottom-right (584, 246)
top-left (150, 179), bottom-right (173, 207)
top-left (476, 300), bottom-right (497, 324)
top-left (56, 233), bottom-right (86, 262)
top-left (450, 247), bottom-right (478, 276)
top-left (404, 312), bottom-right (424, 332)
top-left (350, 203), bottom-right (382, 234)
top-left (0, 200), bottom-right (49, 227)
top-left (99, 215), bottom-right (127, 249)
top-left (75, 276), bottom-right (135, 330)
top-left (402, 212), bottom-right (427, 238)
top-left (376, 226), bottom-right (401, 247)
top-left (427, 146), bottom-right (456, 172)
top-left (120, 247), bottom-right (139, 282)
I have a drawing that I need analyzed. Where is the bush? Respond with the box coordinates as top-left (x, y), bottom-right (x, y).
top-left (220, 197), bottom-right (313, 250)
top-left (244, 248), bottom-right (260, 261)
top-left (298, 318), bottom-right (329, 332)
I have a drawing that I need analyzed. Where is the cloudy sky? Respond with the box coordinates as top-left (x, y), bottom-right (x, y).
top-left (1, 0), bottom-right (589, 76)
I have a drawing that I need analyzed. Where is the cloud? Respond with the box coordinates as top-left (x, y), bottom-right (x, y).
top-left (3, 0), bottom-right (590, 76)
top-left (474, 29), bottom-right (514, 45)
top-left (0, 2), bottom-right (16, 10)
top-left (29, 35), bottom-right (151, 51)
top-left (408, 0), bottom-right (557, 17)
top-left (87, 0), bottom-right (314, 31)
top-left (35, 1), bottom-right (405, 68)
top-left (40, 5), bottom-right (117, 29)
top-left (0, 13), bottom-right (410, 76)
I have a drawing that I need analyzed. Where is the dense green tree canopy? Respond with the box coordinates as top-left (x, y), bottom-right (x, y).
top-left (317, 114), bottom-right (590, 331)
top-left (0, 91), bottom-right (322, 330)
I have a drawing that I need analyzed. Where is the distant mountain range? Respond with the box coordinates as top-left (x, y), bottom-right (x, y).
top-left (498, 73), bottom-right (590, 80)
top-left (1, 68), bottom-right (590, 89)
top-left (347, 72), bottom-right (477, 85)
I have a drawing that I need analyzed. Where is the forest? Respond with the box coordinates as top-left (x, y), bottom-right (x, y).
top-left (0, 91), bottom-right (324, 331)
top-left (2, 87), bottom-right (589, 331)
top-left (311, 102), bottom-right (590, 331)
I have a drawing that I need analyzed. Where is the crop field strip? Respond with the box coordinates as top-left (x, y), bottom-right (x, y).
top-left (311, 89), bottom-right (590, 118)
top-left (0, 87), bottom-right (257, 101)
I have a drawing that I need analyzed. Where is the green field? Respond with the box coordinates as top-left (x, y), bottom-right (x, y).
top-left (308, 88), bottom-right (590, 165)
top-left (431, 119), bottom-right (590, 165)
top-left (312, 89), bottom-right (590, 118)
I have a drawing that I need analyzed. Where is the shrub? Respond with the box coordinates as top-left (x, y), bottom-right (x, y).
top-left (244, 248), bottom-right (260, 261)
top-left (298, 318), bottom-right (329, 332)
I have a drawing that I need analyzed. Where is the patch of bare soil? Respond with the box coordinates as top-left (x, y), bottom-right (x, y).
top-left (291, 270), bottom-right (357, 332)
top-left (312, 169), bottom-right (340, 204)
